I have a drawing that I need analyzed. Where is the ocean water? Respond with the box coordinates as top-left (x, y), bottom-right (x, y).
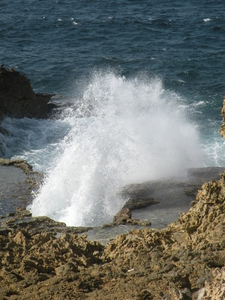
top-left (1, 0), bottom-right (225, 226)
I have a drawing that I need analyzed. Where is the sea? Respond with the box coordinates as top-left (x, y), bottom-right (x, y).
top-left (0, 0), bottom-right (225, 227)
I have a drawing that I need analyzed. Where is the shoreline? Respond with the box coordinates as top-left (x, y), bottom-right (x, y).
top-left (0, 158), bottom-right (224, 242)
top-left (1, 167), bottom-right (225, 299)
top-left (0, 158), bottom-right (223, 223)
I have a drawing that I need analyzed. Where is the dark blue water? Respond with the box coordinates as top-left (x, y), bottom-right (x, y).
top-left (1, 1), bottom-right (224, 137)
top-left (1, 0), bottom-right (225, 225)
top-left (1, 0), bottom-right (224, 95)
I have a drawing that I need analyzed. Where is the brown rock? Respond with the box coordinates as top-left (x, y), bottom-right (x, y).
top-left (103, 208), bottom-right (151, 227)
top-left (2, 101), bottom-right (225, 298)
top-left (113, 207), bottom-right (132, 225)
top-left (55, 262), bottom-right (78, 275)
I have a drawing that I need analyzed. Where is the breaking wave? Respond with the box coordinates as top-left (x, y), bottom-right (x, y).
top-left (29, 71), bottom-right (204, 226)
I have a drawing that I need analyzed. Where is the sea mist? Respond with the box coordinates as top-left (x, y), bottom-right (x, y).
top-left (29, 72), bottom-right (203, 226)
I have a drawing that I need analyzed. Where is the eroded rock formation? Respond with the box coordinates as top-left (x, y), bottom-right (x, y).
top-left (0, 65), bottom-right (56, 119)
top-left (1, 171), bottom-right (225, 299)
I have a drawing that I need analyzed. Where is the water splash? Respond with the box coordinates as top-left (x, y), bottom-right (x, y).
top-left (29, 71), bottom-right (204, 226)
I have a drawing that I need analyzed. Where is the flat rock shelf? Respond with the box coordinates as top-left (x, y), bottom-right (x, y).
top-left (0, 162), bottom-right (224, 246)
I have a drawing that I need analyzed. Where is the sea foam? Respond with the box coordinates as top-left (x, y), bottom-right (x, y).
top-left (29, 71), bottom-right (204, 226)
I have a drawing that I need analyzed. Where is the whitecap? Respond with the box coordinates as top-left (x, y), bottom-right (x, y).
top-left (192, 101), bottom-right (205, 107)
top-left (203, 18), bottom-right (211, 22)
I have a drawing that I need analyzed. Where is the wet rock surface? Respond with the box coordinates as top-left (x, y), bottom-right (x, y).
top-left (1, 167), bottom-right (225, 298)
top-left (0, 159), bottom-right (43, 216)
top-left (120, 167), bottom-right (224, 228)
top-left (0, 158), bottom-right (33, 174)
top-left (0, 65), bottom-right (56, 119)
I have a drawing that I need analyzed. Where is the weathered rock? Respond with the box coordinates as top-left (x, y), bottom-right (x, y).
top-left (113, 207), bottom-right (132, 225)
top-left (200, 267), bottom-right (225, 299)
top-left (0, 65), bottom-right (56, 119)
top-left (1, 171), bottom-right (225, 298)
top-left (111, 206), bottom-right (151, 226)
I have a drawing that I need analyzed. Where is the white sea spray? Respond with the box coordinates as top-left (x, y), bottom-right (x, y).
top-left (29, 72), bottom-right (204, 226)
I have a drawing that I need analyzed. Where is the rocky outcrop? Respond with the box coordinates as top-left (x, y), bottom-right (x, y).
top-left (112, 207), bottom-right (151, 226)
top-left (1, 171), bottom-right (225, 299)
top-left (97, 172), bottom-right (225, 299)
top-left (0, 65), bottom-right (56, 119)
top-left (220, 95), bottom-right (225, 138)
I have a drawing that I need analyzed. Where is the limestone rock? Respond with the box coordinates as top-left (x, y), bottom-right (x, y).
top-left (112, 206), bottom-right (151, 226)
top-left (113, 207), bottom-right (132, 225)
top-left (1, 170), bottom-right (225, 299)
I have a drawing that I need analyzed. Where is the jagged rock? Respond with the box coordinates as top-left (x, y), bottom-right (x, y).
top-left (0, 65), bottom-right (56, 119)
top-left (113, 207), bottom-right (132, 225)
top-left (112, 207), bottom-right (151, 226)
top-left (1, 172), bottom-right (225, 298)
top-left (201, 268), bottom-right (225, 299)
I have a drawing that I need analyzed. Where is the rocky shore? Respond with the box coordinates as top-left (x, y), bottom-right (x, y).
top-left (0, 160), bottom-right (225, 299)
top-left (1, 170), bottom-right (225, 299)
top-left (1, 68), bottom-right (225, 299)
